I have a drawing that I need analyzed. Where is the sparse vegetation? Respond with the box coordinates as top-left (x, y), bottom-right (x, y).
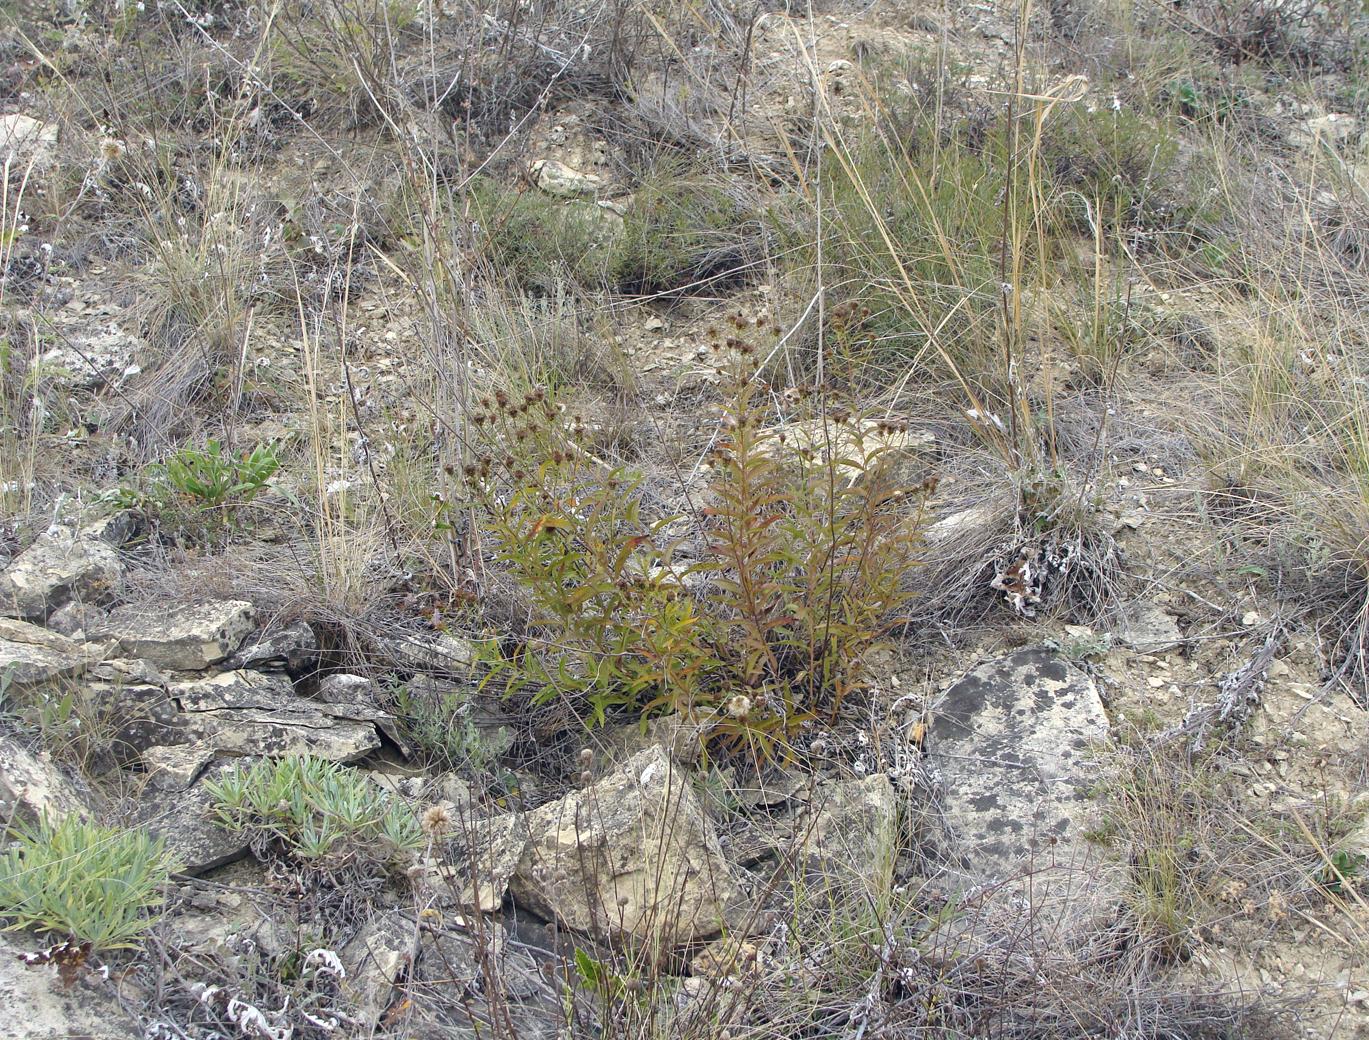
top-left (463, 339), bottom-right (931, 757)
top-left (1, 0), bottom-right (1367, 1033)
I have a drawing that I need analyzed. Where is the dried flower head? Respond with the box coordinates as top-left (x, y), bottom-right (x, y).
top-left (726, 694), bottom-right (753, 719)
top-left (421, 803), bottom-right (453, 836)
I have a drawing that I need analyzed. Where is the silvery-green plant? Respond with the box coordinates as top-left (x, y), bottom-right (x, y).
top-left (206, 756), bottom-right (422, 876)
top-left (0, 815), bottom-right (174, 952)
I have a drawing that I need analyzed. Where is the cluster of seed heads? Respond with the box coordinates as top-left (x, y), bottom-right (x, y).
top-left (447, 386), bottom-right (594, 487)
top-left (830, 299), bottom-right (872, 332)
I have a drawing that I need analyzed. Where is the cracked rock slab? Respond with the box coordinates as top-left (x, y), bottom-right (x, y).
top-left (95, 600), bottom-right (255, 671)
top-left (928, 648), bottom-right (1124, 954)
top-left (139, 760), bottom-right (254, 876)
top-left (0, 617), bottom-right (97, 692)
top-left (170, 670), bottom-right (384, 764)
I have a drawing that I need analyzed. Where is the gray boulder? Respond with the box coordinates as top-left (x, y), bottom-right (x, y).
top-left (0, 617), bottom-right (97, 692)
top-left (225, 619), bottom-right (318, 675)
top-left (0, 516), bottom-right (132, 620)
top-left (0, 733), bottom-right (89, 827)
top-left (927, 648), bottom-right (1124, 954)
top-left (95, 600), bottom-right (255, 671)
top-left (510, 745), bottom-right (739, 950)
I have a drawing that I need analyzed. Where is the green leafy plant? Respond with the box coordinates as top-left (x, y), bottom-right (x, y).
top-left (573, 946), bottom-right (637, 1001)
top-left (387, 681), bottom-right (511, 773)
top-left (0, 815), bottom-right (174, 953)
top-left (1319, 848), bottom-right (1367, 896)
top-left (205, 756), bottom-right (423, 876)
top-left (109, 439), bottom-right (281, 541)
top-left (162, 439), bottom-right (281, 511)
top-left (463, 324), bottom-right (932, 759)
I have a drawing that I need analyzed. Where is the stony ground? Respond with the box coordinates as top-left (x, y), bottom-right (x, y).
top-left (1, 0), bottom-right (1368, 1038)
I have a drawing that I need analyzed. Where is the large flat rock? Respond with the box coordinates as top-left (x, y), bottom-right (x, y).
top-left (95, 600), bottom-right (255, 671)
top-left (0, 617), bottom-right (97, 692)
top-left (928, 648), bottom-right (1124, 953)
top-left (170, 670), bottom-right (384, 764)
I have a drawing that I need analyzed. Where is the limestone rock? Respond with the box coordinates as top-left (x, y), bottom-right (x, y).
top-left (46, 601), bottom-right (107, 639)
top-left (378, 629), bottom-right (476, 675)
top-left (0, 935), bottom-right (140, 1039)
top-left (530, 158), bottom-right (602, 197)
top-left (96, 600), bottom-right (255, 671)
top-left (928, 648), bottom-right (1123, 953)
top-left (423, 812), bottom-right (529, 913)
top-left (170, 670), bottom-right (384, 763)
top-left (226, 619), bottom-right (318, 676)
top-left (510, 745), bottom-right (738, 949)
top-left (0, 516), bottom-right (131, 620)
top-left (36, 327), bottom-right (141, 392)
top-left (0, 617), bottom-right (97, 692)
top-left (762, 417), bottom-right (935, 486)
top-left (1115, 600), bottom-right (1183, 652)
top-left (341, 910), bottom-right (419, 1030)
top-left (0, 733), bottom-right (89, 827)
top-left (138, 762), bottom-right (252, 876)
top-left (591, 714), bottom-right (705, 772)
top-left (0, 114), bottom-right (57, 170)
top-left (794, 774), bottom-right (899, 902)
